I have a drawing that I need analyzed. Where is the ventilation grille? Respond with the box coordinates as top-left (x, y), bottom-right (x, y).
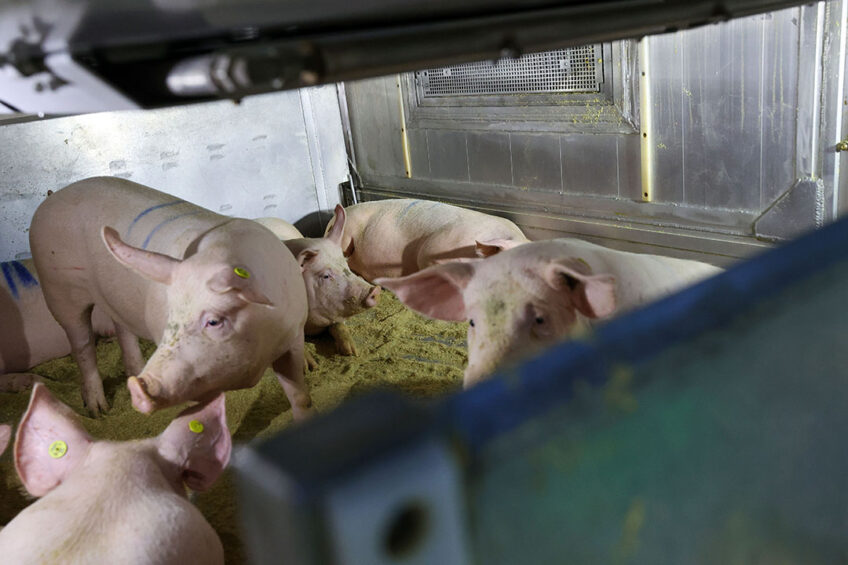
top-left (416, 46), bottom-right (603, 98)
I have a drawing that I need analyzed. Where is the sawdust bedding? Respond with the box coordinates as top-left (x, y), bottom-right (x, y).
top-left (0, 292), bottom-right (467, 564)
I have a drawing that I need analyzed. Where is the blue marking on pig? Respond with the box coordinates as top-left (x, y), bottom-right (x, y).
top-left (11, 261), bottom-right (38, 289)
top-left (1, 261), bottom-right (40, 300)
top-left (126, 200), bottom-right (184, 239)
top-left (398, 200), bottom-right (422, 219)
top-left (142, 211), bottom-right (204, 249)
top-left (1, 262), bottom-right (16, 299)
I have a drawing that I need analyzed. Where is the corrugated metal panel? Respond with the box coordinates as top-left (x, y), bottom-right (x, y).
top-left (344, 1), bottom-right (846, 260)
top-left (0, 86), bottom-right (346, 261)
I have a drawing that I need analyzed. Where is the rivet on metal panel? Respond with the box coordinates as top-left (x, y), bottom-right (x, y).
top-left (836, 139), bottom-right (848, 152)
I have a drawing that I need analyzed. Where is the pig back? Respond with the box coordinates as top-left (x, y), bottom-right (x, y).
top-left (342, 199), bottom-right (526, 279)
top-left (549, 238), bottom-right (722, 312)
top-left (254, 216), bottom-right (303, 240)
top-left (29, 177), bottom-right (228, 341)
top-left (0, 259), bottom-right (74, 372)
top-left (0, 480), bottom-right (224, 565)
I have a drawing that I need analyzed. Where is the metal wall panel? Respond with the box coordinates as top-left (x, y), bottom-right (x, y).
top-left (649, 32), bottom-right (685, 206)
top-left (510, 133), bottom-right (562, 192)
top-left (407, 129), bottom-right (431, 179)
top-left (427, 130), bottom-right (469, 182)
top-left (346, 78), bottom-right (406, 178)
top-left (761, 10), bottom-right (802, 207)
top-left (344, 1), bottom-right (845, 262)
top-left (298, 85), bottom-right (350, 231)
top-left (561, 134), bottom-right (618, 196)
top-left (0, 86), bottom-right (347, 261)
top-left (617, 134), bottom-right (643, 202)
top-left (467, 132), bottom-right (512, 186)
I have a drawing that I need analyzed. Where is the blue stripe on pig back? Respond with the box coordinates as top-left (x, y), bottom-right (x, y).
top-left (1, 262), bottom-right (17, 299)
top-left (11, 261), bottom-right (38, 289)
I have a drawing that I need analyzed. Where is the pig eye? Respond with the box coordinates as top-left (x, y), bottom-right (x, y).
top-left (469, 319), bottom-right (475, 327)
top-left (535, 316), bottom-right (545, 325)
top-left (322, 274), bottom-right (331, 280)
top-left (204, 316), bottom-right (226, 329)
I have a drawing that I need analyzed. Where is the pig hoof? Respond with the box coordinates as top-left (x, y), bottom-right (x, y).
top-left (304, 351), bottom-right (319, 371)
top-left (83, 394), bottom-right (110, 418)
top-left (336, 339), bottom-right (358, 356)
top-left (292, 404), bottom-right (316, 422)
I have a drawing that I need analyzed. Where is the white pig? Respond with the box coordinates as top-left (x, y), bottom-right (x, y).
top-left (30, 177), bottom-right (311, 419)
top-left (257, 206), bottom-right (381, 355)
top-left (0, 424), bottom-right (9, 456)
top-left (327, 199), bottom-right (529, 281)
top-left (0, 383), bottom-right (229, 564)
top-left (1, 259), bottom-right (117, 392)
top-left (253, 216), bottom-right (304, 241)
top-left (377, 238), bottom-right (722, 387)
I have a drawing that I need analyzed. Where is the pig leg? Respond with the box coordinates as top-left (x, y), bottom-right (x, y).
top-left (304, 349), bottom-right (318, 372)
top-left (273, 331), bottom-right (315, 421)
top-left (329, 322), bottom-right (358, 356)
top-left (115, 324), bottom-right (145, 377)
top-left (0, 373), bottom-right (42, 392)
top-left (57, 304), bottom-right (108, 416)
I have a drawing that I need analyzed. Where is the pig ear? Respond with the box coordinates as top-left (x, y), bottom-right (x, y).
top-left (326, 204), bottom-right (346, 245)
top-left (102, 226), bottom-right (179, 285)
top-left (14, 383), bottom-right (93, 497)
top-left (207, 267), bottom-right (274, 307)
top-left (297, 249), bottom-right (319, 270)
top-left (157, 394), bottom-right (231, 492)
top-left (543, 260), bottom-right (617, 319)
top-left (475, 239), bottom-right (524, 258)
top-left (0, 424), bottom-right (10, 457)
top-left (375, 262), bottom-right (476, 322)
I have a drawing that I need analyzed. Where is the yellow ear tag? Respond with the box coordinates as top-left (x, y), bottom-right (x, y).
top-left (189, 420), bottom-right (204, 434)
top-left (49, 440), bottom-right (68, 459)
top-left (233, 267), bottom-right (250, 279)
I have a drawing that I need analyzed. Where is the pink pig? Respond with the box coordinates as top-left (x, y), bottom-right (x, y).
top-left (377, 238), bottom-right (722, 387)
top-left (30, 177), bottom-right (311, 419)
top-left (327, 199), bottom-right (529, 281)
top-left (0, 424), bottom-right (9, 456)
top-left (0, 383), bottom-right (229, 564)
top-left (1, 259), bottom-right (116, 393)
top-left (253, 216), bottom-right (304, 241)
top-left (256, 206), bottom-right (381, 356)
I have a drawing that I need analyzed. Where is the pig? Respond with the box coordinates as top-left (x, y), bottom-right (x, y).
top-left (1, 259), bottom-right (118, 392)
top-left (0, 424), bottom-right (9, 456)
top-left (0, 383), bottom-right (229, 564)
top-left (376, 238), bottom-right (723, 387)
top-left (256, 206), bottom-right (381, 356)
top-left (327, 199), bottom-right (530, 281)
top-left (30, 177), bottom-right (312, 419)
top-left (253, 216), bottom-right (304, 241)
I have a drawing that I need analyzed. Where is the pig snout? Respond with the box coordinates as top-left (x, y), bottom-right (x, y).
top-left (364, 285), bottom-right (381, 308)
top-left (127, 375), bottom-right (162, 414)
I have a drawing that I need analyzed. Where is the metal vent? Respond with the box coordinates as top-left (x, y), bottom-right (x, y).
top-left (416, 46), bottom-right (603, 97)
